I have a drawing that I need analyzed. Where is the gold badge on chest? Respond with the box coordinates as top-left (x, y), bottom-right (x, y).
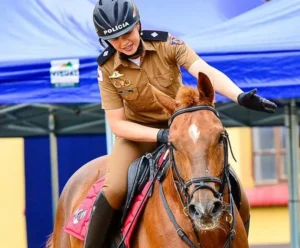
top-left (109, 71), bottom-right (124, 79)
top-left (113, 79), bottom-right (132, 88)
top-left (109, 71), bottom-right (132, 88)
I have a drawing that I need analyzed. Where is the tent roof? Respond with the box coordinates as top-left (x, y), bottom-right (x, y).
top-left (0, 0), bottom-right (101, 104)
top-left (1, 0), bottom-right (99, 62)
top-left (181, 0), bottom-right (300, 102)
top-left (0, 0), bottom-right (261, 104)
top-left (182, 0), bottom-right (300, 53)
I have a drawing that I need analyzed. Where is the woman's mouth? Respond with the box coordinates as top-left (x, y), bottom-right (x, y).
top-left (123, 44), bottom-right (133, 52)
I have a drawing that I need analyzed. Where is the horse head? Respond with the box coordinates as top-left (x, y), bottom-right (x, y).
top-left (155, 72), bottom-right (230, 231)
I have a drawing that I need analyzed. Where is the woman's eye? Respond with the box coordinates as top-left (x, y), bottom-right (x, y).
top-left (124, 30), bottom-right (132, 36)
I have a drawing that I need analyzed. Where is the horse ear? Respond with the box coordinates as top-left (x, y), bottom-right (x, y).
top-left (152, 87), bottom-right (176, 115)
top-left (197, 72), bottom-right (215, 104)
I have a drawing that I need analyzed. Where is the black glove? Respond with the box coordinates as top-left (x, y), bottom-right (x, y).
top-left (238, 89), bottom-right (277, 113)
top-left (157, 129), bottom-right (169, 144)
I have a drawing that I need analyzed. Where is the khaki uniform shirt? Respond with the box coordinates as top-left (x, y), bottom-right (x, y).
top-left (98, 34), bottom-right (199, 127)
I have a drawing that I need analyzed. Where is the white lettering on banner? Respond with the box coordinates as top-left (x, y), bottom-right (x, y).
top-left (50, 59), bottom-right (80, 88)
top-left (104, 22), bottom-right (130, 35)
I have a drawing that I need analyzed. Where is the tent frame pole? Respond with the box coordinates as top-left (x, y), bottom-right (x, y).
top-left (49, 107), bottom-right (59, 222)
top-left (284, 100), bottom-right (300, 248)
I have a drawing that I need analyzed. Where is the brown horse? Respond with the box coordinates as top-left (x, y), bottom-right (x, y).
top-left (47, 72), bottom-right (250, 248)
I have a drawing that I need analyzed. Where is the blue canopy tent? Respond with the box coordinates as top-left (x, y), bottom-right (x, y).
top-left (0, 0), bottom-right (264, 105)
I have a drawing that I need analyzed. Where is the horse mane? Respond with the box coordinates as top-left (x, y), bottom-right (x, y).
top-left (175, 85), bottom-right (214, 109)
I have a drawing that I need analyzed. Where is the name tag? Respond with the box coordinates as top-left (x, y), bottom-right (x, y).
top-left (118, 89), bottom-right (134, 94)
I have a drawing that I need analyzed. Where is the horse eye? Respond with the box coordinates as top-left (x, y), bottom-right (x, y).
top-left (218, 134), bottom-right (224, 144)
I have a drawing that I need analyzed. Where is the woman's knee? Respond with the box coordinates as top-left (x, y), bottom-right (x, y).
top-left (102, 181), bottom-right (127, 209)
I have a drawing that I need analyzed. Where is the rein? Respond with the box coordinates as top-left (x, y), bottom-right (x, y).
top-left (160, 105), bottom-right (237, 248)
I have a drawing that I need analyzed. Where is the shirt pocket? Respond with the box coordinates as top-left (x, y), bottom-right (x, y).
top-left (156, 71), bottom-right (174, 88)
top-left (155, 67), bottom-right (182, 98)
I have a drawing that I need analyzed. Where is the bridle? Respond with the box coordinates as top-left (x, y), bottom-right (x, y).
top-left (159, 105), bottom-right (237, 248)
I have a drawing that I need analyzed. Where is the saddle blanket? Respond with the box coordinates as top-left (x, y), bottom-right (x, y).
top-left (64, 177), bottom-right (152, 248)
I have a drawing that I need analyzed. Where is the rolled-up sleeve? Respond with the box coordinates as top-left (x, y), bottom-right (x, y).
top-left (165, 34), bottom-right (199, 70)
top-left (98, 66), bottom-right (123, 110)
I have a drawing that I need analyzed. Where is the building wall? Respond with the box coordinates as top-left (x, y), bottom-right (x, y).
top-left (249, 207), bottom-right (290, 245)
top-left (227, 128), bottom-right (290, 246)
top-left (227, 127), bottom-right (254, 188)
top-left (0, 138), bottom-right (27, 248)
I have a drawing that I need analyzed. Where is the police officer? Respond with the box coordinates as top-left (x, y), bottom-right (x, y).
top-left (85, 0), bottom-right (277, 247)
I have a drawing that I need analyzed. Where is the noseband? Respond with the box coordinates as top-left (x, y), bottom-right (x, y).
top-left (159, 105), bottom-right (237, 248)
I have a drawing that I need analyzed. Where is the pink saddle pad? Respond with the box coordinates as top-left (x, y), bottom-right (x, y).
top-left (64, 150), bottom-right (167, 247)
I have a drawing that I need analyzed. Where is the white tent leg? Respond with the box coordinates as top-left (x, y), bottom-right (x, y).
top-left (49, 108), bottom-right (59, 222)
top-left (105, 115), bottom-right (114, 154)
top-left (284, 100), bottom-right (300, 248)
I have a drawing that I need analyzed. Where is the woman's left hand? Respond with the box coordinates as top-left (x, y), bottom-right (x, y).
top-left (157, 129), bottom-right (169, 144)
top-left (238, 89), bottom-right (277, 113)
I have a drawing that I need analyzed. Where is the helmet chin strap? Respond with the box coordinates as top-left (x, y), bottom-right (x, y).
top-left (119, 39), bottom-right (143, 60)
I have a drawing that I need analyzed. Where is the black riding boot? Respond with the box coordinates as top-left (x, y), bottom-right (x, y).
top-left (84, 191), bottom-right (118, 248)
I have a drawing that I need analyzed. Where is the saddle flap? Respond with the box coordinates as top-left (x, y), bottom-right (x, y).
top-left (122, 145), bottom-right (167, 223)
top-left (126, 156), bottom-right (150, 210)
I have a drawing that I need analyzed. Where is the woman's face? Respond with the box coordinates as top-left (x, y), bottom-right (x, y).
top-left (107, 23), bottom-right (140, 56)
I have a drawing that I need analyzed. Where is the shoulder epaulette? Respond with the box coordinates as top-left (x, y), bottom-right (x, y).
top-left (141, 30), bottom-right (169, 42)
top-left (97, 46), bottom-right (116, 66)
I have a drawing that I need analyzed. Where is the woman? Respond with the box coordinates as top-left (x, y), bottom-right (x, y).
top-left (85, 0), bottom-right (277, 247)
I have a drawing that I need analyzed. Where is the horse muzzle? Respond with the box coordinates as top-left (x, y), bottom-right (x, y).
top-left (188, 199), bottom-right (223, 230)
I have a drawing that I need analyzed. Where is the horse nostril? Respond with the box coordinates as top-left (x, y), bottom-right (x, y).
top-left (209, 200), bottom-right (223, 217)
top-left (188, 203), bottom-right (202, 219)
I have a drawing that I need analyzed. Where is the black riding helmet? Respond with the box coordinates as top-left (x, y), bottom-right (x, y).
top-left (93, 0), bottom-right (140, 40)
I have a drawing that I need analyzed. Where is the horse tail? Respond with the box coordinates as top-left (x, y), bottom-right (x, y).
top-left (45, 234), bottom-right (53, 248)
